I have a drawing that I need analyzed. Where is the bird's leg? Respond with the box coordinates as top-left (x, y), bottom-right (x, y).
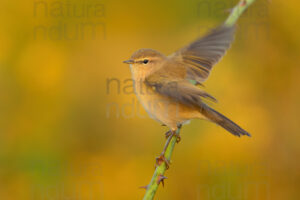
top-left (176, 124), bottom-right (182, 143)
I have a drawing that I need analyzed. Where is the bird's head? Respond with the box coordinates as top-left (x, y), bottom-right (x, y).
top-left (123, 48), bottom-right (166, 77)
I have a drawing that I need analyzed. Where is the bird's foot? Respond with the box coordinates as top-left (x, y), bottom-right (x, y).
top-left (165, 130), bottom-right (181, 143)
top-left (155, 154), bottom-right (170, 169)
top-left (165, 130), bottom-right (172, 139)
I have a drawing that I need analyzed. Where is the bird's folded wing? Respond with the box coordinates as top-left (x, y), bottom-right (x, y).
top-left (169, 25), bottom-right (235, 84)
top-left (145, 78), bottom-right (217, 107)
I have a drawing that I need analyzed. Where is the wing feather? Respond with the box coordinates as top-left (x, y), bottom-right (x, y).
top-left (144, 25), bottom-right (235, 106)
top-left (170, 25), bottom-right (235, 83)
top-left (145, 79), bottom-right (217, 107)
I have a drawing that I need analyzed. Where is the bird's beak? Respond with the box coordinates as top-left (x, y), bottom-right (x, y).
top-left (123, 59), bottom-right (134, 64)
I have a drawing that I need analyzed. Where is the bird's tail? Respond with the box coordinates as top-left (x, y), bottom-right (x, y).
top-left (200, 104), bottom-right (251, 137)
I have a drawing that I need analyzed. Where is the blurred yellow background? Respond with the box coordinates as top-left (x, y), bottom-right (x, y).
top-left (0, 0), bottom-right (299, 199)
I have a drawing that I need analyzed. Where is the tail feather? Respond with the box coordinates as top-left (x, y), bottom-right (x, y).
top-left (200, 104), bottom-right (251, 137)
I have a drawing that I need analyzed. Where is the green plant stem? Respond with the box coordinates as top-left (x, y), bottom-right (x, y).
top-left (142, 129), bottom-right (180, 200)
top-left (225, 0), bottom-right (257, 27)
top-left (142, 1), bottom-right (256, 199)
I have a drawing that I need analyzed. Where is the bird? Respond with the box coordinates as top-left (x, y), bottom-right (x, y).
top-left (123, 24), bottom-right (250, 164)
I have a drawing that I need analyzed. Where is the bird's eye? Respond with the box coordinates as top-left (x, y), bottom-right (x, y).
top-left (143, 59), bottom-right (149, 64)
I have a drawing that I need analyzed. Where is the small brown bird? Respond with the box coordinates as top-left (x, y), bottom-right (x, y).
top-left (123, 25), bottom-right (250, 140)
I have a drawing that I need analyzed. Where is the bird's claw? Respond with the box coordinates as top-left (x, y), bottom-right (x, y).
top-left (165, 130), bottom-right (172, 139)
top-left (176, 135), bottom-right (181, 143)
top-left (165, 130), bottom-right (181, 143)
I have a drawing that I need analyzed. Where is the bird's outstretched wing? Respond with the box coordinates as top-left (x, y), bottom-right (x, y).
top-left (169, 25), bottom-right (235, 84)
top-left (145, 25), bottom-right (235, 104)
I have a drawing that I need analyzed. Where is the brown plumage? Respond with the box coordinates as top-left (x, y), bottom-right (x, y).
top-left (124, 25), bottom-right (250, 137)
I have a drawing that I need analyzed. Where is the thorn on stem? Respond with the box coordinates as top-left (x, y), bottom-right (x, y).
top-left (157, 174), bottom-right (167, 187)
top-left (240, 0), bottom-right (247, 6)
top-left (139, 185), bottom-right (148, 190)
top-left (155, 155), bottom-right (170, 169)
top-left (224, 8), bottom-right (234, 14)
